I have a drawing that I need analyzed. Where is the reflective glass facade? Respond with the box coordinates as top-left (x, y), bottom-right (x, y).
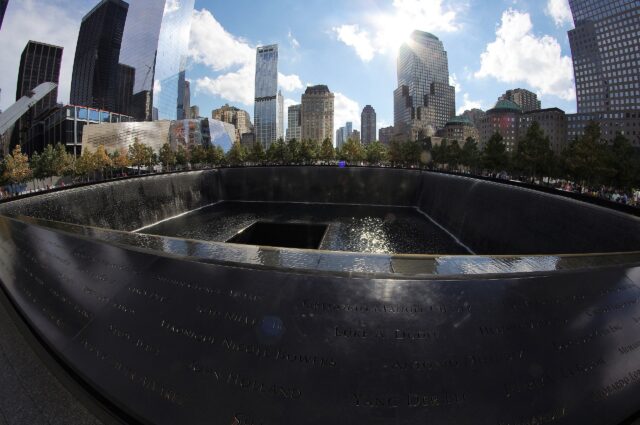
top-left (286, 104), bottom-right (301, 141)
top-left (153, 0), bottom-right (195, 121)
top-left (70, 0), bottom-right (128, 112)
top-left (568, 0), bottom-right (640, 144)
top-left (254, 45), bottom-right (280, 148)
top-left (0, 0), bottom-right (8, 30)
top-left (394, 31), bottom-right (455, 136)
top-left (361, 105), bottom-right (376, 144)
top-left (81, 118), bottom-right (235, 155)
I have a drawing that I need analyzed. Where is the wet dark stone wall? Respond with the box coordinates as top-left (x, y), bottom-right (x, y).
top-left (0, 171), bottom-right (222, 232)
top-left (1, 167), bottom-right (639, 254)
top-left (417, 172), bottom-right (640, 255)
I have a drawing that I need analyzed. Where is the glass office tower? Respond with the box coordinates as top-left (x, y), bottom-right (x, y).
top-left (119, 0), bottom-right (194, 121)
top-left (0, 0), bottom-right (8, 30)
top-left (393, 30), bottom-right (455, 138)
top-left (567, 0), bottom-right (640, 144)
top-left (70, 0), bottom-right (129, 112)
top-left (153, 0), bottom-right (195, 121)
top-left (254, 44), bottom-right (280, 148)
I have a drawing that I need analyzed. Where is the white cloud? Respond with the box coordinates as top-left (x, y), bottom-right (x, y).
top-left (189, 9), bottom-right (302, 107)
top-left (449, 74), bottom-right (462, 93)
top-left (545, 0), bottom-right (573, 27)
top-left (333, 0), bottom-right (461, 62)
top-left (283, 98), bottom-right (298, 112)
top-left (334, 92), bottom-right (361, 133)
top-left (288, 30), bottom-right (300, 49)
top-left (475, 9), bottom-right (575, 101)
top-left (164, 0), bottom-right (181, 15)
top-left (278, 73), bottom-right (303, 92)
top-left (188, 9), bottom-right (254, 71)
top-left (457, 93), bottom-right (483, 115)
top-left (333, 24), bottom-right (376, 62)
top-left (0, 0), bottom-right (83, 111)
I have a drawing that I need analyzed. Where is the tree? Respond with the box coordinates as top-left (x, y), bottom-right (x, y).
top-left (482, 132), bottom-right (509, 171)
top-left (561, 121), bottom-right (608, 186)
top-left (319, 138), bottom-right (335, 161)
top-left (460, 138), bottom-right (480, 172)
top-left (3, 145), bottom-right (32, 187)
top-left (513, 121), bottom-right (554, 182)
top-left (30, 152), bottom-right (46, 189)
top-left (52, 143), bottom-right (73, 178)
top-left (341, 138), bottom-right (365, 163)
top-left (159, 143), bottom-right (176, 171)
top-left (266, 139), bottom-right (285, 164)
top-left (128, 139), bottom-right (148, 175)
top-left (189, 145), bottom-right (207, 168)
top-left (300, 139), bottom-right (319, 164)
top-left (401, 139), bottom-right (422, 166)
top-left (175, 145), bottom-right (189, 169)
top-left (248, 140), bottom-right (266, 164)
top-left (226, 141), bottom-right (246, 165)
top-left (93, 145), bottom-right (112, 180)
top-left (207, 145), bottom-right (225, 166)
top-left (446, 140), bottom-right (462, 171)
top-left (607, 133), bottom-right (639, 190)
top-left (365, 140), bottom-right (388, 164)
top-left (112, 147), bottom-right (130, 176)
top-left (388, 140), bottom-right (403, 165)
top-left (431, 140), bottom-right (447, 167)
top-left (75, 150), bottom-right (97, 182)
top-left (284, 138), bottom-right (301, 164)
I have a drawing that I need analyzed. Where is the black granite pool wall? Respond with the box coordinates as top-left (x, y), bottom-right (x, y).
top-left (217, 166), bottom-right (421, 206)
top-left (417, 172), bottom-right (640, 255)
top-left (0, 170), bottom-right (222, 231)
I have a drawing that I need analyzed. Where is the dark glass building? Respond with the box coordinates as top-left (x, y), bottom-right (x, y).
top-left (567, 0), bottom-right (640, 145)
top-left (70, 0), bottom-right (128, 112)
top-left (12, 41), bottom-right (63, 153)
top-left (115, 63), bottom-right (135, 117)
top-left (361, 105), bottom-right (376, 144)
top-left (0, 0), bottom-right (8, 30)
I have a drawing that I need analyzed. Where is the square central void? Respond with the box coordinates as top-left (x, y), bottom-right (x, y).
top-left (227, 221), bottom-right (328, 249)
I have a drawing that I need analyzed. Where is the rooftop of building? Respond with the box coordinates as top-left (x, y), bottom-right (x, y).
top-left (489, 99), bottom-right (523, 113)
top-left (410, 30), bottom-right (440, 41)
top-left (445, 116), bottom-right (475, 126)
top-left (82, 0), bottom-right (128, 22)
top-left (304, 85), bottom-right (331, 95)
top-left (522, 107), bottom-right (566, 115)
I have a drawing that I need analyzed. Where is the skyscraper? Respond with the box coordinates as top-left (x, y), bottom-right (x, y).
top-left (361, 105), bottom-right (376, 144)
top-left (499, 89), bottom-right (541, 112)
top-left (212, 104), bottom-right (253, 142)
top-left (0, 0), bottom-right (8, 30)
top-left (254, 45), bottom-right (280, 148)
top-left (301, 85), bottom-right (334, 143)
top-left (345, 122), bottom-right (353, 141)
top-left (70, 0), bottom-right (129, 112)
top-left (190, 105), bottom-right (200, 119)
top-left (567, 0), bottom-right (640, 144)
top-left (177, 77), bottom-right (190, 120)
top-left (13, 41), bottom-right (63, 152)
top-left (286, 104), bottom-right (302, 141)
top-left (115, 64), bottom-right (135, 116)
top-left (119, 0), bottom-right (195, 121)
top-left (393, 30), bottom-right (455, 140)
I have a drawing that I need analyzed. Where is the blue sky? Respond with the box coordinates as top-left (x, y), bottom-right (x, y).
top-left (0, 0), bottom-right (577, 137)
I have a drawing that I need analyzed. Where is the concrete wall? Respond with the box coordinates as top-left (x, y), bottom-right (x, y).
top-left (0, 170), bottom-right (221, 232)
top-left (1, 166), bottom-right (639, 254)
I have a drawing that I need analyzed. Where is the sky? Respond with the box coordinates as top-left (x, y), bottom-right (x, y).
top-left (0, 0), bottom-right (578, 138)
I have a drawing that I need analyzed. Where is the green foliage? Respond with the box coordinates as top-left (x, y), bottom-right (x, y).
top-left (266, 139), bottom-right (285, 164)
top-left (248, 140), bottom-right (266, 163)
top-left (341, 138), bottom-right (365, 162)
top-left (561, 121), bottom-right (608, 185)
top-left (206, 145), bottom-right (225, 166)
top-left (319, 138), bottom-right (335, 161)
top-left (3, 145), bottom-right (32, 184)
top-left (226, 141), bottom-right (247, 165)
top-left (513, 121), bottom-right (555, 180)
top-left (284, 138), bottom-right (301, 163)
top-left (447, 140), bottom-right (462, 169)
top-left (299, 139), bottom-right (319, 163)
top-left (460, 138), bottom-right (480, 171)
top-left (128, 139), bottom-right (149, 174)
top-left (189, 145), bottom-right (207, 167)
top-left (175, 145), bottom-right (189, 168)
top-left (365, 140), bottom-right (388, 164)
top-left (607, 133), bottom-right (640, 189)
top-left (388, 140), bottom-right (403, 164)
top-left (482, 132), bottom-right (509, 171)
top-left (159, 143), bottom-right (176, 171)
top-left (401, 139), bottom-right (422, 165)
